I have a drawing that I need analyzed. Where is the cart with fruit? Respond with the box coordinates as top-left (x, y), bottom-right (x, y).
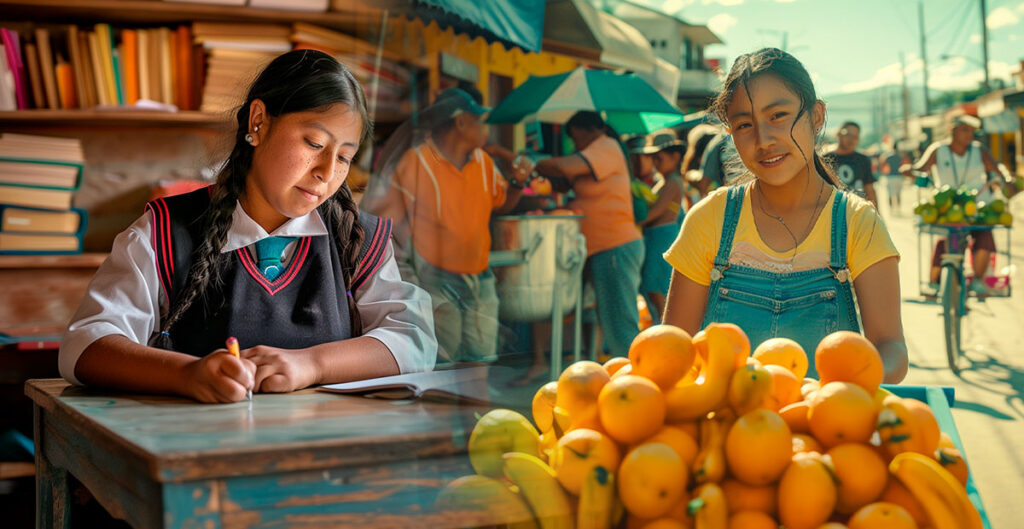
top-left (912, 181), bottom-right (1012, 374)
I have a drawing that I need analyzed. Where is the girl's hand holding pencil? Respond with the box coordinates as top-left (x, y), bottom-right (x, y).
top-left (180, 339), bottom-right (255, 403)
top-left (227, 337), bottom-right (253, 401)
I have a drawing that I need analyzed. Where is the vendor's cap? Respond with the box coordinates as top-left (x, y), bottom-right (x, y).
top-left (638, 132), bottom-right (686, 154)
top-left (625, 135), bottom-right (649, 154)
top-left (952, 114), bottom-right (982, 130)
top-left (435, 87), bottom-right (491, 117)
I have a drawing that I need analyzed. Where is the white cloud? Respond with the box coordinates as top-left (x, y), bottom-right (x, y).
top-left (926, 58), bottom-right (1017, 91)
top-left (969, 33), bottom-right (982, 44)
top-left (707, 13), bottom-right (738, 35)
top-left (661, 0), bottom-right (692, 14)
top-left (841, 60), bottom-right (921, 93)
top-left (1011, 34), bottom-right (1020, 41)
top-left (987, 7), bottom-right (1019, 29)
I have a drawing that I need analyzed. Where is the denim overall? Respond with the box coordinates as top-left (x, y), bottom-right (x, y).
top-left (702, 186), bottom-right (860, 377)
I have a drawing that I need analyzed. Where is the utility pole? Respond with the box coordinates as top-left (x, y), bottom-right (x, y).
top-left (980, 0), bottom-right (991, 91)
top-left (900, 52), bottom-right (911, 144)
top-left (918, 1), bottom-right (930, 114)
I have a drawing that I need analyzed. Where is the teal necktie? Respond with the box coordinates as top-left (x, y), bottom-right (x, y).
top-left (253, 236), bottom-right (296, 281)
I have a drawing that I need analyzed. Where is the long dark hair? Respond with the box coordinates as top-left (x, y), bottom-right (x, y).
top-left (709, 48), bottom-right (839, 187)
top-left (154, 49), bottom-right (372, 350)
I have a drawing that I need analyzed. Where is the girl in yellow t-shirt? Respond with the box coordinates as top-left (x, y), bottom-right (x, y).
top-left (662, 48), bottom-right (908, 382)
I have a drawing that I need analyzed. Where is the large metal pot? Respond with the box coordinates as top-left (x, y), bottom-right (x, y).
top-left (489, 214), bottom-right (587, 322)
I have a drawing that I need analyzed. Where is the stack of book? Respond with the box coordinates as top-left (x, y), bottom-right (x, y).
top-left (193, 22), bottom-right (291, 113)
top-left (0, 133), bottom-right (86, 254)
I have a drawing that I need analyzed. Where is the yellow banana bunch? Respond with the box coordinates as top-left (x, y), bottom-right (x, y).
top-left (435, 474), bottom-right (539, 529)
top-left (687, 483), bottom-right (727, 529)
top-left (890, 451), bottom-right (983, 529)
top-left (503, 452), bottom-right (575, 529)
top-left (577, 465), bottom-right (615, 529)
top-left (665, 326), bottom-right (735, 422)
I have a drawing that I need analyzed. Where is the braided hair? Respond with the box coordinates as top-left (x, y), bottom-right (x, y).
top-left (152, 49), bottom-right (372, 350)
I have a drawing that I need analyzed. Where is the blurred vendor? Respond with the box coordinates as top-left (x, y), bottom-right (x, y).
top-left (638, 133), bottom-right (686, 322)
top-left (525, 111), bottom-right (644, 359)
top-left (369, 88), bottom-right (529, 364)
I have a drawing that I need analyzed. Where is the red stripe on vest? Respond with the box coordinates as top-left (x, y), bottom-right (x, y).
top-left (146, 202), bottom-right (172, 304)
top-left (236, 237), bottom-right (312, 296)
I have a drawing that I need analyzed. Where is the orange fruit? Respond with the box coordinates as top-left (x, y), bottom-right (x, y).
top-left (903, 398), bottom-right (940, 455)
top-left (764, 364), bottom-right (801, 411)
top-left (779, 401), bottom-right (811, 434)
top-left (792, 433), bottom-right (823, 454)
top-left (663, 491), bottom-right (694, 525)
top-left (618, 442), bottom-right (687, 519)
top-left (641, 425), bottom-right (700, 468)
top-left (815, 331), bottom-right (884, 393)
top-left (638, 517), bottom-right (688, 523)
top-left (847, 502), bottom-right (917, 529)
top-left (670, 420), bottom-right (699, 440)
top-left (724, 409), bottom-right (792, 486)
top-left (628, 324), bottom-right (696, 390)
top-left (532, 381), bottom-right (559, 433)
top-left (721, 479), bottom-right (776, 515)
top-left (556, 361), bottom-right (610, 430)
top-left (752, 337), bottom-right (809, 380)
top-left (778, 452), bottom-right (838, 529)
top-left (827, 443), bottom-right (888, 514)
top-left (698, 322), bottom-right (750, 368)
top-left (816, 524), bottom-right (850, 529)
top-left (727, 363), bottom-right (774, 415)
top-left (604, 356), bottom-right (631, 376)
top-left (640, 519), bottom-right (689, 529)
top-left (808, 381), bottom-right (877, 447)
top-left (551, 428), bottom-right (621, 495)
top-left (598, 375), bottom-right (666, 444)
top-left (728, 510), bottom-right (777, 529)
top-left (612, 363), bottom-right (635, 379)
top-left (879, 479), bottom-right (928, 527)
top-left (936, 446), bottom-right (969, 486)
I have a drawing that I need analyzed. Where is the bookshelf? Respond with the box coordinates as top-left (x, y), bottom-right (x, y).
top-left (0, 109), bottom-right (233, 127)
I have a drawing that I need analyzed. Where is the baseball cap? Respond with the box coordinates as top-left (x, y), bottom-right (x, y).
top-left (639, 133), bottom-right (685, 154)
top-left (952, 114), bottom-right (982, 130)
top-left (435, 88), bottom-right (491, 117)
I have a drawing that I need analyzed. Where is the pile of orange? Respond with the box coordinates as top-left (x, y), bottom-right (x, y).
top-left (444, 324), bottom-right (983, 529)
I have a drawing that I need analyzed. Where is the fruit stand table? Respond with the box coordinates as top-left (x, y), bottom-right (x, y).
top-left (25, 378), bottom-right (491, 529)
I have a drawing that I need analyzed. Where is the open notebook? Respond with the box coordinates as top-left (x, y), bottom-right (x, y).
top-left (318, 366), bottom-right (503, 405)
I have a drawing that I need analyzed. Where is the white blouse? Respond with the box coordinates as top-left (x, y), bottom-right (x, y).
top-left (59, 201), bottom-right (437, 385)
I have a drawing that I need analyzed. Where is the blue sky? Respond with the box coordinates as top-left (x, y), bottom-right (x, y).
top-left (627, 0), bottom-right (1024, 96)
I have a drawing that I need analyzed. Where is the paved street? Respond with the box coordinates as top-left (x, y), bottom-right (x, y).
top-left (879, 181), bottom-right (1024, 529)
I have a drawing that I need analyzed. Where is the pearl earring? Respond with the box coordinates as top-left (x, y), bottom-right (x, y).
top-left (245, 134), bottom-right (254, 143)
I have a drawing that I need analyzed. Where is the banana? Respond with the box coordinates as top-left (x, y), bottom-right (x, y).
top-left (687, 483), bottom-right (727, 529)
top-left (691, 415), bottom-right (727, 485)
top-left (665, 325), bottom-right (735, 422)
top-left (435, 474), bottom-right (539, 529)
top-left (577, 465), bottom-right (615, 529)
top-left (890, 451), bottom-right (983, 529)
top-left (503, 451), bottom-right (575, 529)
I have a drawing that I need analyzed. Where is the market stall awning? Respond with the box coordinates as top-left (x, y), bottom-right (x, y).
top-left (542, 0), bottom-right (656, 74)
top-left (679, 23), bottom-right (723, 46)
top-left (412, 0), bottom-right (546, 52)
top-left (982, 109), bottom-right (1020, 134)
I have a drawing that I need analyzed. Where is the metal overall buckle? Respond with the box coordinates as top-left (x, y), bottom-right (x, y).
top-left (831, 267), bottom-right (851, 283)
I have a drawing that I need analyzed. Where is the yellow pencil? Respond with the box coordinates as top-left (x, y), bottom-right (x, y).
top-left (225, 336), bottom-right (251, 401)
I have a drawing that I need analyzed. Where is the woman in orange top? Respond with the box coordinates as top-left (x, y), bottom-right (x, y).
top-left (523, 111), bottom-right (644, 375)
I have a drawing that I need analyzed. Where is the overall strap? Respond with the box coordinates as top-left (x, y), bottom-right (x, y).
top-left (713, 186), bottom-right (745, 268)
top-left (829, 190), bottom-right (850, 270)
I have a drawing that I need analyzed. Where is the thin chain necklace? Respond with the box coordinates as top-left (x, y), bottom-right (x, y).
top-left (754, 176), bottom-right (826, 264)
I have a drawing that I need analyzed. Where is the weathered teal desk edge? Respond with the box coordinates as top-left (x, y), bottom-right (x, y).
top-left (26, 378), bottom-right (493, 529)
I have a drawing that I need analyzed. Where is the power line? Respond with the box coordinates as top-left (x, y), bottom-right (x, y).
top-left (939, 0), bottom-right (976, 59)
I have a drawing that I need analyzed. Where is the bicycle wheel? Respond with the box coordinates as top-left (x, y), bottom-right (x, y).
top-left (941, 264), bottom-right (963, 374)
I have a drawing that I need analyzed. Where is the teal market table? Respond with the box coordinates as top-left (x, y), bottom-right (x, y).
top-left (25, 379), bottom-right (488, 529)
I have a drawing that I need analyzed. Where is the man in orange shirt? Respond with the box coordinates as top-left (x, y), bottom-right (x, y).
top-left (370, 88), bottom-right (528, 364)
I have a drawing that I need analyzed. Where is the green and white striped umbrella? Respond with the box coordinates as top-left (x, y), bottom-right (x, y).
top-left (486, 67), bottom-right (685, 135)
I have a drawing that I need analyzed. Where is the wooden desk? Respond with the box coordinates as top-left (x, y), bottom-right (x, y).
top-left (26, 379), bottom-right (491, 529)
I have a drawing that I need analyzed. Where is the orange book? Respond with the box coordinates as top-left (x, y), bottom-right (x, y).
top-left (33, 28), bottom-right (59, 109)
top-left (76, 32), bottom-right (97, 108)
top-left (23, 43), bottom-right (45, 109)
top-left (54, 55), bottom-right (76, 109)
top-left (121, 29), bottom-right (139, 104)
top-left (175, 25), bottom-right (193, 110)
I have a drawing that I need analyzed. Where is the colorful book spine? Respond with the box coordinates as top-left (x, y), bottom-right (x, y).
top-left (0, 28), bottom-right (28, 109)
top-left (122, 29), bottom-right (139, 105)
top-left (34, 28), bottom-right (59, 109)
top-left (23, 42), bottom-right (44, 109)
top-left (55, 55), bottom-right (76, 109)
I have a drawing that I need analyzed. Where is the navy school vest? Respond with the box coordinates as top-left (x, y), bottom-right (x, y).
top-left (145, 187), bottom-right (392, 357)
